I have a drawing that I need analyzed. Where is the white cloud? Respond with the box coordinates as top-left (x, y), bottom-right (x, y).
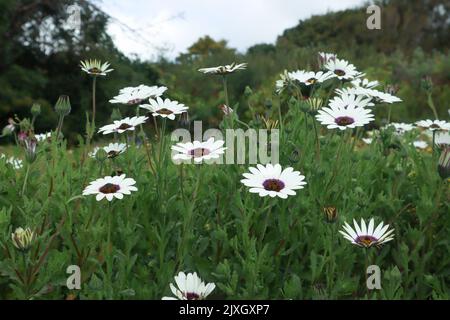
top-left (100, 0), bottom-right (366, 60)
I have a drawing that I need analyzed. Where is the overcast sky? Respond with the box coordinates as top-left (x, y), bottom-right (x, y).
top-left (99, 0), bottom-right (367, 61)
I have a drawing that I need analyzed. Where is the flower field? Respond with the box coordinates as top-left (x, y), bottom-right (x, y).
top-left (0, 51), bottom-right (449, 301)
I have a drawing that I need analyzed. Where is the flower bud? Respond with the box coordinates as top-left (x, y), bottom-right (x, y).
top-left (438, 148), bottom-right (450, 180)
top-left (178, 112), bottom-right (190, 130)
top-left (55, 95), bottom-right (71, 116)
top-left (31, 103), bottom-right (41, 117)
top-left (244, 86), bottom-right (253, 97)
top-left (24, 138), bottom-right (37, 164)
top-left (111, 108), bottom-right (122, 122)
top-left (11, 227), bottom-right (35, 251)
top-left (95, 148), bottom-right (108, 163)
top-left (323, 206), bottom-right (338, 223)
top-left (421, 76), bottom-right (433, 93)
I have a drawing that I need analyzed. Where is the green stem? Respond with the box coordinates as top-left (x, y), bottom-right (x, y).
top-left (21, 164), bottom-right (31, 196)
top-left (56, 115), bottom-right (64, 141)
top-left (427, 93), bottom-right (439, 120)
top-left (222, 76), bottom-right (233, 129)
top-left (92, 76), bottom-right (97, 131)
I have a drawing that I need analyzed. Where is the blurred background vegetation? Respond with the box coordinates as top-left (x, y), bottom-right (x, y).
top-left (0, 0), bottom-right (449, 143)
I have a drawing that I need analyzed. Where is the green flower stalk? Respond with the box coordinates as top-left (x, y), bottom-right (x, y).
top-left (11, 227), bottom-right (35, 251)
top-left (80, 59), bottom-right (113, 146)
top-left (30, 103), bottom-right (41, 128)
top-left (55, 95), bottom-right (71, 139)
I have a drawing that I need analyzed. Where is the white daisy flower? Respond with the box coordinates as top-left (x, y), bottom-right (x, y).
top-left (80, 59), bottom-right (113, 76)
top-left (35, 132), bottom-right (52, 142)
top-left (316, 105), bottom-right (374, 131)
top-left (339, 218), bottom-right (395, 248)
top-left (351, 78), bottom-right (380, 89)
top-left (89, 143), bottom-right (127, 159)
top-left (240, 163), bottom-right (307, 199)
top-left (198, 62), bottom-right (247, 75)
top-left (413, 141), bottom-right (429, 150)
top-left (329, 93), bottom-right (375, 109)
top-left (362, 138), bottom-right (373, 145)
top-left (140, 97), bottom-right (188, 120)
top-left (288, 70), bottom-right (335, 86)
top-left (162, 272), bottom-right (215, 300)
top-left (385, 123), bottom-right (415, 135)
top-left (365, 89), bottom-right (402, 104)
top-left (172, 138), bottom-right (226, 163)
top-left (416, 120), bottom-right (450, 132)
top-left (434, 132), bottom-right (450, 148)
top-left (1, 155), bottom-right (23, 169)
top-left (98, 116), bottom-right (148, 135)
top-left (324, 58), bottom-right (360, 80)
top-left (82, 174), bottom-right (138, 202)
top-left (110, 85), bottom-right (168, 105)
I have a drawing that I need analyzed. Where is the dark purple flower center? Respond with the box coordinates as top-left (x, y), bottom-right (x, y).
top-left (335, 116), bottom-right (355, 126)
top-left (430, 124), bottom-right (440, 130)
top-left (355, 235), bottom-right (378, 247)
top-left (263, 179), bottom-right (285, 192)
top-left (118, 123), bottom-right (132, 130)
top-left (89, 67), bottom-right (102, 74)
top-left (184, 292), bottom-right (200, 300)
top-left (334, 69), bottom-right (346, 77)
top-left (99, 183), bottom-right (120, 194)
top-left (189, 148), bottom-right (210, 158)
top-left (157, 108), bottom-right (173, 115)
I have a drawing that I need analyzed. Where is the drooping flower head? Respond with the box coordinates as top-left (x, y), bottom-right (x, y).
top-left (241, 163), bottom-right (307, 199)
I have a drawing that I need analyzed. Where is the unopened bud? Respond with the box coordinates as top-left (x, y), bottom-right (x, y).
top-left (323, 206), bottom-right (338, 223)
top-left (11, 227), bottom-right (35, 251)
top-left (244, 86), bottom-right (253, 97)
top-left (55, 95), bottom-right (71, 116)
top-left (31, 103), bottom-right (41, 117)
top-left (111, 108), bottom-right (122, 122)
